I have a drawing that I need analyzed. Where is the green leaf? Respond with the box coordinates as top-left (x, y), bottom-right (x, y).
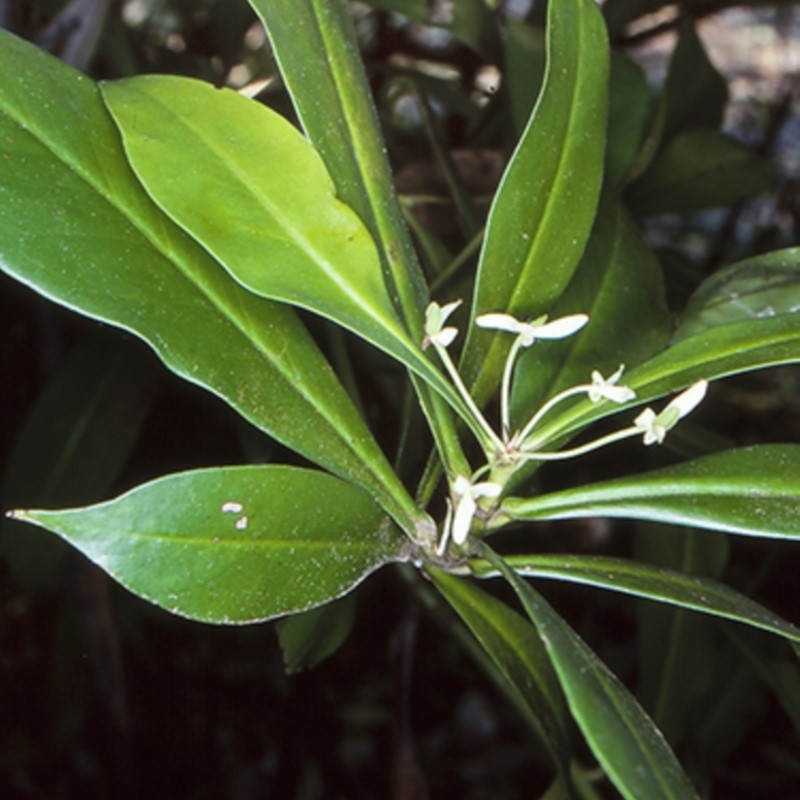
top-left (276, 592), bottom-right (358, 673)
top-left (246, 0), bottom-right (428, 334)
top-left (246, 0), bottom-right (472, 475)
top-left (661, 19), bottom-right (728, 143)
top-left (634, 526), bottom-right (728, 744)
top-left (503, 19), bottom-right (547, 139)
top-left (528, 314), bottom-right (800, 448)
top-left (510, 195), bottom-right (670, 427)
top-left (606, 52), bottom-right (651, 188)
top-left (461, 0), bottom-right (609, 405)
top-left (501, 445), bottom-right (800, 540)
top-left (1, 334), bottom-right (157, 589)
top-left (627, 129), bottom-right (775, 216)
top-left (429, 570), bottom-right (572, 774)
top-left (0, 31), bottom-right (427, 537)
top-left (100, 75), bottom-right (475, 438)
top-left (9, 466), bottom-right (407, 624)
top-left (676, 248), bottom-right (800, 341)
top-left (470, 552), bottom-right (800, 644)
top-left (478, 544), bottom-right (702, 800)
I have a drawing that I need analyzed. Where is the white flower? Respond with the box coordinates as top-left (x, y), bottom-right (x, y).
top-left (476, 312), bottom-right (588, 347)
top-left (423, 299), bottom-right (462, 349)
top-left (634, 380), bottom-right (708, 445)
top-left (450, 475), bottom-right (502, 546)
top-left (588, 365), bottom-right (636, 404)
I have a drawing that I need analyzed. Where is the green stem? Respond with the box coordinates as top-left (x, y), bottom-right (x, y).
top-left (518, 425), bottom-right (641, 462)
top-left (515, 384), bottom-right (591, 447)
top-left (434, 342), bottom-right (504, 455)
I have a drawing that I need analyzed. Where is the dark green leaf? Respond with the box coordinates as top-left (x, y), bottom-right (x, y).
top-left (0, 31), bottom-right (426, 537)
top-left (606, 52), bottom-right (651, 188)
top-left (634, 525), bottom-right (728, 743)
top-left (501, 445), bottom-right (800, 540)
top-left (1, 335), bottom-right (157, 589)
top-left (661, 19), bottom-right (728, 143)
top-left (429, 570), bottom-right (572, 774)
top-left (10, 466), bottom-right (407, 624)
top-left (276, 593), bottom-right (358, 673)
top-left (627, 129), bottom-right (775, 216)
top-left (478, 544), bottom-right (702, 800)
top-left (503, 18), bottom-right (546, 139)
top-left (676, 248), bottom-right (800, 340)
top-left (461, 0), bottom-right (609, 405)
top-left (470, 551), bottom-right (800, 644)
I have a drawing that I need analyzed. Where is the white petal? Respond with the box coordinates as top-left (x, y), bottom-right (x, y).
top-left (472, 481), bottom-right (502, 500)
top-left (433, 326), bottom-right (458, 348)
top-left (634, 407), bottom-right (665, 445)
top-left (475, 312), bottom-right (523, 334)
top-left (534, 313), bottom-right (589, 340)
top-left (440, 299), bottom-right (463, 324)
top-left (668, 379), bottom-right (708, 419)
top-left (452, 493), bottom-right (476, 545)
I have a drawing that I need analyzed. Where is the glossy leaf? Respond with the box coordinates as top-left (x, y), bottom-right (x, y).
top-left (510, 196), bottom-right (671, 428)
top-left (470, 552), bottom-right (800, 644)
top-left (461, 0), bottom-right (609, 404)
top-left (276, 593), bottom-right (358, 673)
top-left (479, 544), bottom-right (702, 800)
top-left (101, 75), bottom-right (474, 437)
top-left (528, 314), bottom-right (800, 448)
top-left (246, 0), bottom-right (471, 474)
top-left (429, 570), bottom-right (572, 774)
top-left (0, 31), bottom-right (426, 537)
top-left (676, 249), bottom-right (800, 341)
top-left (246, 0), bottom-right (427, 333)
top-left (10, 466), bottom-right (407, 623)
top-left (627, 129), bottom-right (775, 216)
top-left (501, 445), bottom-right (800, 540)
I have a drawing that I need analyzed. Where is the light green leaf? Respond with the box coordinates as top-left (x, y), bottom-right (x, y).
top-left (501, 445), bottom-right (800, 540)
top-left (461, 0), bottom-right (609, 405)
top-left (10, 466), bottom-right (407, 624)
top-left (479, 544), bottom-right (702, 800)
top-left (101, 75), bottom-right (475, 438)
top-left (627, 129), bottom-right (775, 216)
top-left (276, 593), bottom-right (358, 673)
top-left (470, 552), bottom-right (800, 644)
top-left (0, 31), bottom-right (427, 537)
top-left (528, 314), bottom-right (800, 448)
top-left (246, 0), bottom-right (471, 476)
top-left (429, 570), bottom-right (572, 775)
top-left (246, 0), bottom-right (427, 334)
top-left (676, 249), bottom-right (800, 341)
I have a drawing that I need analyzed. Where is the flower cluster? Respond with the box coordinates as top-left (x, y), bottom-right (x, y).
top-left (424, 300), bottom-right (708, 553)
